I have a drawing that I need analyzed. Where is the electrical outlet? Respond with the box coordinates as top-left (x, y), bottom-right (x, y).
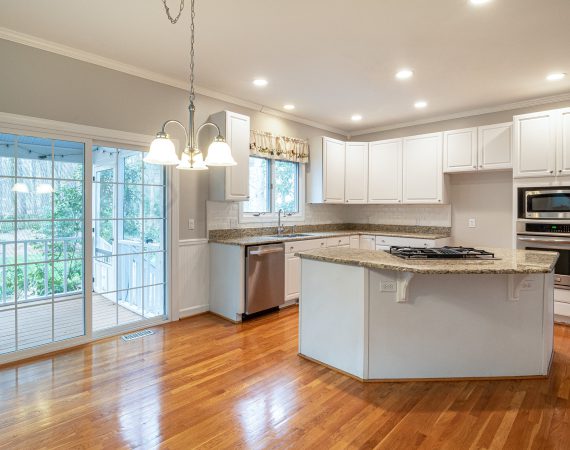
top-left (468, 218), bottom-right (476, 228)
top-left (381, 281), bottom-right (397, 292)
top-left (188, 219), bottom-right (195, 230)
top-left (521, 279), bottom-right (536, 291)
top-left (229, 218), bottom-right (238, 228)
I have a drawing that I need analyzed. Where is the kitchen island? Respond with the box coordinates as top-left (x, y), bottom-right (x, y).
top-left (297, 248), bottom-right (558, 381)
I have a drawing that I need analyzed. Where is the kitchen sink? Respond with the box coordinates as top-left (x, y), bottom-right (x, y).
top-left (268, 233), bottom-right (311, 238)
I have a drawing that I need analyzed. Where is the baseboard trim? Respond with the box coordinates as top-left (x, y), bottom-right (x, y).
top-left (179, 304), bottom-right (209, 318)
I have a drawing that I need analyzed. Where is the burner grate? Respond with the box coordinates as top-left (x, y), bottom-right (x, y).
top-left (389, 246), bottom-right (495, 260)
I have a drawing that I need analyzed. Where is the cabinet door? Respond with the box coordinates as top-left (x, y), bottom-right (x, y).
top-left (344, 142), bottom-right (368, 203)
top-left (478, 122), bottom-right (512, 171)
top-left (323, 138), bottom-right (345, 203)
top-left (285, 254), bottom-right (301, 301)
top-left (403, 133), bottom-right (443, 204)
top-left (443, 128), bottom-right (477, 173)
top-left (225, 112), bottom-right (250, 200)
top-left (557, 109), bottom-right (570, 176)
top-left (368, 139), bottom-right (403, 203)
top-left (513, 111), bottom-right (556, 178)
top-left (350, 235), bottom-right (360, 249)
top-left (360, 236), bottom-right (376, 250)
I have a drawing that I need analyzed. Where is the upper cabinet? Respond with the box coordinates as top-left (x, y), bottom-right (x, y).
top-left (308, 137), bottom-right (346, 203)
top-left (478, 122), bottom-right (512, 170)
top-left (209, 111), bottom-right (251, 201)
top-left (403, 132), bottom-right (444, 204)
top-left (443, 123), bottom-right (512, 173)
top-left (345, 142), bottom-right (368, 203)
top-left (443, 128), bottom-right (477, 172)
top-left (510, 108), bottom-right (570, 179)
top-left (368, 138), bottom-right (402, 203)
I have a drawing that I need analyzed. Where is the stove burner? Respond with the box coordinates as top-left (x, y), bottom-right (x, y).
top-left (389, 246), bottom-right (495, 260)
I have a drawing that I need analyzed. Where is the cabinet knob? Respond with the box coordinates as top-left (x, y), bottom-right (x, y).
top-left (438, 199), bottom-right (441, 202)
top-left (479, 165), bottom-right (483, 168)
top-left (473, 165), bottom-right (477, 169)
top-left (550, 170), bottom-right (554, 174)
top-left (559, 170), bottom-right (563, 173)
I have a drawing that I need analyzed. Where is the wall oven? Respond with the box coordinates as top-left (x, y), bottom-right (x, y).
top-left (517, 223), bottom-right (570, 289)
top-left (521, 188), bottom-right (570, 219)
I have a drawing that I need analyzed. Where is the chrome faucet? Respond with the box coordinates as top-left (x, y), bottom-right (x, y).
top-left (277, 209), bottom-right (285, 235)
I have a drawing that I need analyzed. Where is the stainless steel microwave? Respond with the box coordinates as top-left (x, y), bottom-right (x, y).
top-left (524, 189), bottom-right (570, 219)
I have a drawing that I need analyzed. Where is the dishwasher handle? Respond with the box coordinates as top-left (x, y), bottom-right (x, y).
top-left (248, 247), bottom-right (284, 256)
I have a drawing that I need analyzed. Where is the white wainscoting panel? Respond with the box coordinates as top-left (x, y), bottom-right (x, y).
top-left (178, 239), bottom-right (210, 318)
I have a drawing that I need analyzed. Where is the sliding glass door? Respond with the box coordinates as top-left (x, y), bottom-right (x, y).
top-left (92, 146), bottom-right (166, 332)
top-left (0, 132), bottom-right (86, 354)
top-left (0, 129), bottom-right (169, 360)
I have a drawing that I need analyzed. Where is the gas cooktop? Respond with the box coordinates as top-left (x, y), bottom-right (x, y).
top-left (389, 246), bottom-right (495, 260)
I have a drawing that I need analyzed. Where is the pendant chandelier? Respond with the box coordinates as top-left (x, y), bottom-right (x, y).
top-left (144, 0), bottom-right (236, 169)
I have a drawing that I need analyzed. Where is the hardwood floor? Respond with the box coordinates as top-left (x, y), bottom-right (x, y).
top-left (1, 306), bottom-right (569, 449)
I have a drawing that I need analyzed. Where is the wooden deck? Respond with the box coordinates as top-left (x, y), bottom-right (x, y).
top-left (1, 306), bottom-right (570, 449)
top-left (0, 294), bottom-right (143, 354)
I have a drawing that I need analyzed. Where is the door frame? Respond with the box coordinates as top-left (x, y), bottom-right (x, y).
top-left (0, 112), bottom-right (176, 365)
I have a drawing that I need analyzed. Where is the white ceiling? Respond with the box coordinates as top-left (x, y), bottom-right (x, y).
top-left (1, 0), bottom-right (569, 134)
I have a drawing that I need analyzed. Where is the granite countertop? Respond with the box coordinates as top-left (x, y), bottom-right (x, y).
top-left (209, 230), bottom-right (450, 246)
top-left (296, 247), bottom-right (559, 274)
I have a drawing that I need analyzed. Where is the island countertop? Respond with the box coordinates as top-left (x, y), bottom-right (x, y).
top-left (297, 247), bottom-right (559, 274)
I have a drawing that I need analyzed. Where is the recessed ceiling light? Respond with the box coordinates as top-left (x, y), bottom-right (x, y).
top-left (253, 79), bottom-right (268, 87)
top-left (546, 72), bottom-right (567, 81)
top-left (396, 69), bottom-right (414, 80)
top-left (283, 104), bottom-right (295, 110)
top-left (470, 0), bottom-right (492, 5)
top-left (414, 100), bottom-right (428, 109)
top-left (351, 114), bottom-right (363, 121)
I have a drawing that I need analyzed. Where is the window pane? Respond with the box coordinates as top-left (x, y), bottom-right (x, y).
top-left (16, 136), bottom-right (52, 179)
top-left (54, 140), bottom-right (84, 180)
top-left (16, 221), bottom-right (52, 264)
top-left (54, 180), bottom-right (83, 220)
top-left (0, 222), bottom-right (15, 266)
top-left (0, 133), bottom-right (16, 176)
top-left (274, 160), bottom-right (299, 213)
top-left (243, 157), bottom-right (270, 213)
top-left (53, 220), bottom-right (83, 262)
top-left (144, 186), bottom-right (164, 218)
top-left (0, 179), bottom-right (15, 220)
top-left (16, 179), bottom-right (52, 220)
top-left (120, 151), bottom-right (143, 184)
top-left (123, 184), bottom-right (142, 218)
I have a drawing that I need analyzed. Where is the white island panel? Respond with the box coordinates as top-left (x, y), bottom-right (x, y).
top-left (368, 271), bottom-right (553, 380)
top-left (299, 259), bottom-right (368, 378)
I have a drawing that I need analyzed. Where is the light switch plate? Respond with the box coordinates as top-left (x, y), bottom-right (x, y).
top-left (468, 218), bottom-right (476, 228)
top-left (188, 219), bottom-right (195, 230)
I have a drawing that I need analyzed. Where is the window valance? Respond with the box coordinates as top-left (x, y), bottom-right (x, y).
top-left (250, 130), bottom-right (309, 164)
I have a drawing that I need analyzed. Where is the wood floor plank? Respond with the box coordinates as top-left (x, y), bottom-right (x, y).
top-left (0, 306), bottom-right (570, 449)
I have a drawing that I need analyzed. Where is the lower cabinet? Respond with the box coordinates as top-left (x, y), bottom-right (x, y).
top-left (285, 253), bottom-right (301, 301)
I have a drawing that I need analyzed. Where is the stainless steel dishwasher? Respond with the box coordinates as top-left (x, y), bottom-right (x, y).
top-left (245, 243), bottom-right (285, 315)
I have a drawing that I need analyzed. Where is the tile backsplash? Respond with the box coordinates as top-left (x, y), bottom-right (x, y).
top-left (207, 201), bottom-right (451, 231)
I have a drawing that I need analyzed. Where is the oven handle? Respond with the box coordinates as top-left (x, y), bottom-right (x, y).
top-left (517, 236), bottom-right (570, 244)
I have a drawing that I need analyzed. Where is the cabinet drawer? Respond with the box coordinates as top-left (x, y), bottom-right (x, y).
top-left (286, 238), bottom-right (327, 254)
top-left (375, 236), bottom-right (436, 248)
top-left (326, 236), bottom-right (351, 247)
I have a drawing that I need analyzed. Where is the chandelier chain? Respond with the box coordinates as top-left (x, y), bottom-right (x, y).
top-left (189, 0), bottom-right (195, 102)
top-left (161, 0), bottom-right (185, 24)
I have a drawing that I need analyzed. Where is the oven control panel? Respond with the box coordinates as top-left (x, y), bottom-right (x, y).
top-left (526, 223), bottom-right (570, 233)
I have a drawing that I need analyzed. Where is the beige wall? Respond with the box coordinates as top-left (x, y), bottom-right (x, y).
top-left (448, 171), bottom-right (513, 248)
top-left (0, 39), bottom-right (343, 239)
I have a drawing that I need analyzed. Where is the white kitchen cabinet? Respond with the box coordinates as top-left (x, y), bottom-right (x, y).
top-left (344, 142), bottom-right (368, 203)
top-left (285, 254), bottom-right (301, 301)
top-left (360, 235), bottom-right (376, 250)
top-left (557, 108), bottom-right (570, 176)
top-left (443, 128), bottom-right (477, 173)
top-left (444, 124), bottom-right (512, 173)
top-left (513, 110), bottom-right (556, 178)
top-left (403, 132), bottom-right (444, 204)
top-left (284, 238), bottom-right (327, 301)
top-left (350, 235), bottom-right (360, 249)
top-left (308, 137), bottom-right (346, 203)
top-left (209, 111), bottom-right (251, 201)
top-left (478, 122), bottom-right (512, 170)
top-left (368, 139), bottom-right (403, 203)
top-left (326, 236), bottom-right (351, 247)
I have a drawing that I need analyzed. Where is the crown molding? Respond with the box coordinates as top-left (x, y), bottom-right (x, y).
top-left (0, 27), bottom-right (348, 137)
top-left (349, 92), bottom-right (570, 137)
